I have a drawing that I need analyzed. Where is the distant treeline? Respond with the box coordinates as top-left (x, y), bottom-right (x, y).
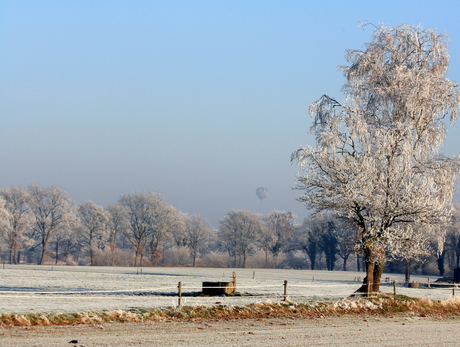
top-left (0, 185), bottom-right (459, 280)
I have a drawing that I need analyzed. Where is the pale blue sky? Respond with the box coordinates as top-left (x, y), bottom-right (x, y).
top-left (1, 0), bottom-right (459, 227)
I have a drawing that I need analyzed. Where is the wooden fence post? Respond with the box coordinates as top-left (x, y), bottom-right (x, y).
top-left (178, 281), bottom-right (183, 307)
top-left (283, 280), bottom-right (288, 302)
top-left (232, 272), bottom-right (237, 291)
top-left (453, 283), bottom-right (456, 297)
top-left (393, 280), bottom-right (397, 295)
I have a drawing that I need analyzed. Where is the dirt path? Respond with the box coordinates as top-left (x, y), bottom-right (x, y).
top-left (1, 315), bottom-right (459, 346)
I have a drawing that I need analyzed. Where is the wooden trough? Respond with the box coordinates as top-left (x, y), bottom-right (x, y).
top-left (202, 281), bottom-right (235, 296)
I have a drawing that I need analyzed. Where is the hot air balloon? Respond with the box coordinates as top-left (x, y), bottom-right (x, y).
top-left (256, 187), bottom-right (268, 202)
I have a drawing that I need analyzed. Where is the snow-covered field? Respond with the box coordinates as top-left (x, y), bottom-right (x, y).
top-left (0, 265), bottom-right (455, 314)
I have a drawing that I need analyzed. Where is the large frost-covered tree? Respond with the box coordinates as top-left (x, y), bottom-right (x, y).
top-left (292, 24), bottom-right (460, 295)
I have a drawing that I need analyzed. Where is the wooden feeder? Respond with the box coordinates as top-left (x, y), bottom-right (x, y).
top-left (202, 281), bottom-right (235, 296)
top-left (408, 282), bottom-right (420, 288)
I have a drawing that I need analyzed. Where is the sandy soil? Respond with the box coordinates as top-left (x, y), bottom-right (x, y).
top-left (1, 315), bottom-right (459, 347)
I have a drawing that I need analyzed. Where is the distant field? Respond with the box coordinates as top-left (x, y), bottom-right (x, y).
top-left (0, 265), bottom-right (454, 314)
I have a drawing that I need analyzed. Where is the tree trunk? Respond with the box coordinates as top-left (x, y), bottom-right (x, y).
top-left (372, 262), bottom-right (384, 292)
top-left (55, 241), bottom-right (59, 265)
top-left (39, 233), bottom-right (51, 265)
top-left (40, 240), bottom-right (48, 265)
top-left (273, 254), bottom-right (278, 269)
top-left (355, 261), bottom-right (384, 296)
top-left (89, 239), bottom-right (94, 266)
top-left (110, 248), bottom-right (115, 266)
top-left (357, 254), bottom-right (361, 272)
top-left (192, 247), bottom-right (197, 267)
top-left (405, 260), bottom-right (412, 283)
top-left (89, 247), bottom-right (95, 266)
top-left (39, 244), bottom-right (47, 265)
top-left (134, 249), bottom-right (140, 267)
top-left (342, 255), bottom-right (349, 271)
top-left (308, 249), bottom-right (316, 270)
top-left (363, 260), bottom-right (374, 296)
top-left (355, 245), bottom-right (385, 296)
top-left (456, 249), bottom-right (460, 268)
top-left (265, 249), bottom-right (268, 269)
top-left (149, 239), bottom-right (163, 265)
top-left (437, 252), bottom-right (445, 276)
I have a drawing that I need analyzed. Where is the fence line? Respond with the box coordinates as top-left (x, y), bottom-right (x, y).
top-left (1, 280), bottom-right (457, 306)
top-left (1, 281), bottom-right (457, 294)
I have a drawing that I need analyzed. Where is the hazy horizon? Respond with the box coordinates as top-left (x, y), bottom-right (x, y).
top-left (2, 1), bottom-right (459, 228)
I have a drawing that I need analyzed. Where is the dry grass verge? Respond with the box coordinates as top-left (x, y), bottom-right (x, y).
top-left (1, 295), bottom-right (459, 327)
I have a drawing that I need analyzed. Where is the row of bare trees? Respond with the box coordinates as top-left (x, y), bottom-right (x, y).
top-left (0, 186), bottom-right (346, 268)
top-left (1, 184), bottom-right (459, 277)
top-left (0, 186), bottom-right (212, 267)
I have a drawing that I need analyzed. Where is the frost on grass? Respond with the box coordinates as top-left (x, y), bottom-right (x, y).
top-left (3, 296), bottom-right (460, 326)
top-left (332, 299), bottom-right (381, 311)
